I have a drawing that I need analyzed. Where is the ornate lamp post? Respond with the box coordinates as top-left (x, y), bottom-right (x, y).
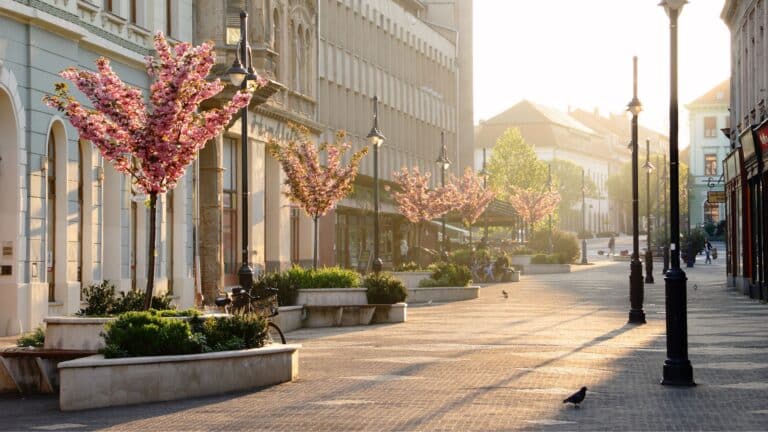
top-left (643, 139), bottom-right (655, 284)
top-left (627, 55), bottom-right (645, 324)
top-left (581, 168), bottom-right (588, 264)
top-left (662, 152), bottom-right (670, 274)
top-left (226, 10), bottom-right (259, 293)
top-left (660, 0), bottom-right (694, 386)
top-left (436, 132), bottom-right (451, 255)
top-left (367, 96), bottom-right (386, 273)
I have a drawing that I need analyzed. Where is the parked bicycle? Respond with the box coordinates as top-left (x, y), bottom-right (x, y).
top-left (215, 286), bottom-right (286, 344)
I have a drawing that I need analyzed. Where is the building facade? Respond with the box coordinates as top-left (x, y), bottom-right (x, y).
top-left (315, 0), bottom-right (473, 270)
top-left (685, 80), bottom-right (730, 229)
top-left (0, 0), bottom-right (196, 336)
top-left (722, 0), bottom-right (768, 299)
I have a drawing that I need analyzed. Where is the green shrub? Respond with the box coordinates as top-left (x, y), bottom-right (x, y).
top-left (101, 312), bottom-right (268, 358)
top-left (78, 280), bottom-right (175, 316)
top-left (577, 230), bottom-right (594, 240)
top-left (510, 246), bottom-right (535, 256)
top-left (101, 312), bottom-right (197, 358)
top-left (16, 326), bottom-right (45, 348)
top-left (530, 254), bottom-right (562, 264)
top-left (527, 230), bottom-right (579, 264)
top-left (363, 272), bottom-right (408, 304)
top-left (449, 248), bottom-right (490, 267)
top-left (682, 227), bottom-right (707, 256)
top-left (200, 314), bottom-right (268, 352)
top-left (151, 308), bottom-right (201, 318)
top-left (254, 271), bottom-right (299, 307)
top-left (283, 266), bottom-right (360, 289)
top-left (419, 262), bottom-right (471, 287)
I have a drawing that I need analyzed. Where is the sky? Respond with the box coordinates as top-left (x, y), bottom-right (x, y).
top-left (473, 0), bottom-right (731, 149)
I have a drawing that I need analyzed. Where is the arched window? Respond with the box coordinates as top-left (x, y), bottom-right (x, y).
top-left (304, 28), bottom-right (312, 96)
top-left (296, 23), bottom-right (303, 92)
top-left (46, 133), bottom-right (56, 301)
top-left (77, 141), bottom-right (86, 286)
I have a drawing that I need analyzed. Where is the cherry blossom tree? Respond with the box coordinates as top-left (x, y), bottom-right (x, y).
top-left (269, 126), bottom-right (368, 269)
top-left (388, 167), bottom-right (457, 262)
top-left (44, 33), bottom-right (256, 309)
top-left (451, 167), bottom-right (495, 253)
top-left (507, 186), bottom-right (561, 240)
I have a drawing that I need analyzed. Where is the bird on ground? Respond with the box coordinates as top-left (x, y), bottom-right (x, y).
top-left (563, 386), bottom-right (587, 408)
top-left (502, 290), bottom-right (508, 299)
top-left (427, 299), bottom-right (433, 305)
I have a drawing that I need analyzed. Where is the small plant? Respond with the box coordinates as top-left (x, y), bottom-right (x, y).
top-left (527, 230), bottom-right (579, 264)
top-left (78, 281), bottom-right (176, 316)
top-left (530, 254), bottom-right (562, 264)
top-left (282, 266), bottom-right (360, 289)
top-left (510, 246), bottom-right (535, 256)
top-left (363, 272), bottom-right (408, 304)
top-left (254, 271), bottom-right (298, 307)
top-left (16, 326), bottom-right (45, 348)
top-left (101, 312), bottom-right (197, 358)
top-left (419, 262), bottom-right (471, 287)
top-left (200, 314), bottom-right (268, 352)
top-left (394, 261), bottom-right (426, 272)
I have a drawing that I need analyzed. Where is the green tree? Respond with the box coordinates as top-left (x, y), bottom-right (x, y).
top-left (550, 159), bottom-right (597, 213)
top-left (487, 128), bottom-right (547, 201)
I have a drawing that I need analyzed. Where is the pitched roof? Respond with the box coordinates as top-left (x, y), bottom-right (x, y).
top-left (688, 79), bottom-right (730, 106)
top-left (483, 100), bottom-right (598, 137)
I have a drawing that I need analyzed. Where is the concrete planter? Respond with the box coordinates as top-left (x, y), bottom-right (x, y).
top-left (522, 264), bottom-right (572, 274)
top-left (44, 317), bottom-right (113, 351)
top-left (407, 286), bottom-right (480, 303)
top-left (58, 344), bottom-right (301, 411)
top-left (391, 271), bottom-right (431, 288)
top-left (611, 255), bottom-right (631, 262)
top-left (272, 306), bottom-right (303, 333)
top-left (296, 288), bottom-right (368, 306)
top-left (510, 255), bottom-right (533, 266)
top-left (371, 303), bottom-right (407, 324)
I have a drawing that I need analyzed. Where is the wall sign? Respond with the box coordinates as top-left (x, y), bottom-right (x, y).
top-left (740, 127), bottom-right (757, 161)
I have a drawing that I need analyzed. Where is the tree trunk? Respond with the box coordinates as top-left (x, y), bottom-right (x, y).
top-left (313, 215), bottom-right (319, 270)
top-left (469, 226), bottom-right (473, 265)
top-left (143, 192), bottom-right (158, 310)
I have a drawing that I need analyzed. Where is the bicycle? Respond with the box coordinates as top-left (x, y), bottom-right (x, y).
top-left (215, 286), bottom-right (286, 344)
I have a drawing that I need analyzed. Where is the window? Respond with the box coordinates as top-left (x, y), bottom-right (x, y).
top-left (223, 138), bottom-right (238, 285)
top-left (226, 0), bottom-right (245, 45)
top-left (704, 116), bottom-right (717, 137)
top-left (166, 0), bottom-right (173, 38)
top-left (704, 153), bottom-right (718, 176)
top-left (129, 0), bottom-right (137, 24)
top-left (47, 134), bottom-right (56, 302)
top-left (103, 0), bottom-right (113, 12)
top-left (704, 202), bottom-right (720, 224)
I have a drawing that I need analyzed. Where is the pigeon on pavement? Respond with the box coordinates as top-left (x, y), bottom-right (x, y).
top-left (563, 386), bottom-right (587, 408)
top-left (502, 290), bottom-right (508, 299)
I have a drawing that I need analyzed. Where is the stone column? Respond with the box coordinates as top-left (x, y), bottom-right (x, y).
top-left (198, 136), bottom-right (223, 304)
top-left (265, 152), bottom-right (290, 272)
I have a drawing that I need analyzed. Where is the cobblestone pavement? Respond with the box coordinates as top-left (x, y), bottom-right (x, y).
top-left (2, 255), bottom-right (767, 431)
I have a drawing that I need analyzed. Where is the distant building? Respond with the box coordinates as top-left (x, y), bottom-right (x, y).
top-left (475, 100), bottom-right (667, 235)
top-left (685, 79), bottom-right (730, 229)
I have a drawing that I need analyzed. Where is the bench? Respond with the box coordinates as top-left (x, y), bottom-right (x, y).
top-left (302, 304), bottom-right (406, 327)
top-left (1, 348), bottom-right (94, 394)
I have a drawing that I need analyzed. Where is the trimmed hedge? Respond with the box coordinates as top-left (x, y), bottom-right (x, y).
top-left (419, 262), bottom-right (472, 287)
top-left (363, 272), bottom-right (408, 304)
top-left (78, 280), bottom-right (175, 316)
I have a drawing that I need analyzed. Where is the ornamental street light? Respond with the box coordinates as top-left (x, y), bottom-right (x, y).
top-left (367, 96), bottom-right (386, 273)
top-left (226, 10), bottom-right (260, 293)
top-left (660, 0), bottom-right (695, 386)
top-left (662, 152), bottom-right (670, 274)
top-left (643, 139), bottom-right (656, 284)
top-left (627, 55), bottom-right (645, 325)
top-left (436, 131), bottom-right (451, 256)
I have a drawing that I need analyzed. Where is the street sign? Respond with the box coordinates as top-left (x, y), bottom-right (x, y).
top-left (707, 191), bottom-right (726, 203)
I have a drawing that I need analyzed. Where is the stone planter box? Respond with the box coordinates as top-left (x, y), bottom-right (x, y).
top-left (272, 306), bottom-right (303, 333)
top-left (510, 255), bottom-right (533, 266)
top-left (407, 286), bottom-right (480, 303)
top-left (611, 255), bottom-right (632, 262)
top-left (371, 303), bottom-right (407, 324)
top-left (391, 271), bottom-right (431, 288)
top-left (44, 317), bottom-right (113, 351)
top-left (296, 288), bottom-right (368, 306)
top-left (521, 264), bottom-right (572, 274)
top-left (58, 344), bottom-right (301, 411)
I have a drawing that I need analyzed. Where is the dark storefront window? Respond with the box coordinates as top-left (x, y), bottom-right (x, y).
top-left (223, 138), bottom-right (237, 286)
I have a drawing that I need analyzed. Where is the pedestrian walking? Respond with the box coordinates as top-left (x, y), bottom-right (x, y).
top-left (608, 235), bottom-right (616, 257)
top-left (705, 240), bottom-right (712, 264)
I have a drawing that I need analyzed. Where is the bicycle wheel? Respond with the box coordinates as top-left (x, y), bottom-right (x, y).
top-left (267, 321), bottom-right (286, 344)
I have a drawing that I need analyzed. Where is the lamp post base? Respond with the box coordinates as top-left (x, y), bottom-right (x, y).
top-left (628, 258), bottom-right (646, 324)
top-left (644, 249), bottom-right (655, 284)
top-left (661, 358), bottom-right (695, 386)
top-left (238, 262), bottom-right (255, 292)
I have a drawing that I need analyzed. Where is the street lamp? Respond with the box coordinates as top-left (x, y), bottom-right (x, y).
top-left (481, 147), bottom-right (489, 241)
top-left (662, 152), bottom-right (670, 274)
top-left (643, 139), bottom-right (655, 284)
top-left (226, 10), bottom-right (260, 293)
top-left (367, 96), bottom-right (386, 273)
top-left (627, 55), bottom-right (645, 325)
top-left (436, 131), bottom-right (451, 255)
top-left (581, 168), bottom-right (587, 264)
top-left (660, 0), bottom-right (694, 386)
